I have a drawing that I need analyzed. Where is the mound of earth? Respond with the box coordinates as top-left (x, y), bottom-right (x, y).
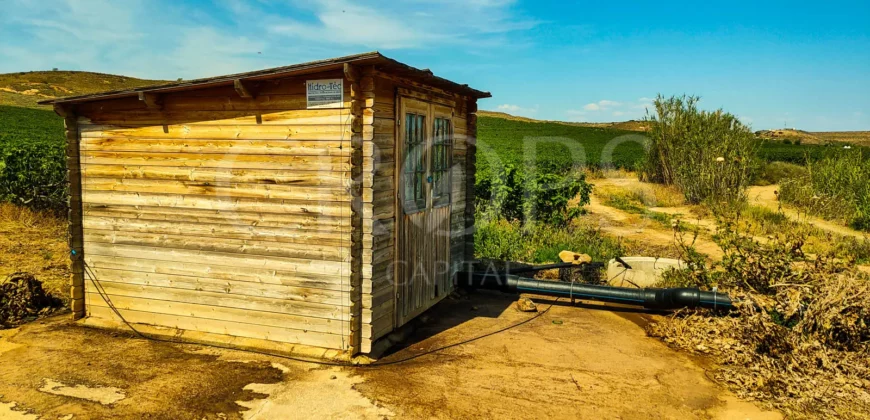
top-left (0, 272), bottom-right (62, 328)
top-left (755, 129), bottom-right (820, 144)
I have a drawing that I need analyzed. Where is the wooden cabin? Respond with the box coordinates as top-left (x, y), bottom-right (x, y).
top-left (41, 52), bottom-right (490, 358)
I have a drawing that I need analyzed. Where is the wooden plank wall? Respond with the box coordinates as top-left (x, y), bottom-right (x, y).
top-left (365, 74), bottom-right (472, 346)
top-left (359, 74), bottom-right (398, 350)
top-left (76, 70), bottom-right (358, 351)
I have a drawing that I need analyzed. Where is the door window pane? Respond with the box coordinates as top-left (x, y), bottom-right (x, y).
top-left (432, 117), bottom-right (452, 206)
top-left (404, 113), bottom-right (426, 210)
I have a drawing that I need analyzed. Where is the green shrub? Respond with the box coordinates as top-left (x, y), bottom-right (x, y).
top-left (477, 164), bottom-right (592, 226)
top-left (474, 217), bottom-right (623, 264)
top-left (640, 95), bottom-right (758, 207)
top-left (778, 149), bottom-right (870, 231)
top-left (752, 161), bottom-right (808, 186)
top-left (0, 106), bottom-right (66, 212)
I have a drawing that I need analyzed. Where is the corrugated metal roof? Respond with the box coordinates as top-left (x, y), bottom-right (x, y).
top-left (38, 51), bottom-right (491, 105)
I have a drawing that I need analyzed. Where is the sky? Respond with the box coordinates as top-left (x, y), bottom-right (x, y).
top-left (1, 0), bottom-right (868, 131)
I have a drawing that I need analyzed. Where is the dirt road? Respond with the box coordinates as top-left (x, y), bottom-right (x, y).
top-left (747, 185), bottom-right (870, 241)
top-left (0, 293), bottom-right (780, 419)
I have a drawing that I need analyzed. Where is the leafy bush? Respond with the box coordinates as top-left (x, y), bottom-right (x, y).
top-left (474, 217), bottom-right (624, 264)
top-left (0, 106), bottom-right (66, 212)
top-left (477, 164), bottom-right (592, 226)
top-left (752, 161), bottom-right (808, 186)
top-left (640, 95), bottom-right (758, 207)
top-left (778, 149), bottom-right (870, 231)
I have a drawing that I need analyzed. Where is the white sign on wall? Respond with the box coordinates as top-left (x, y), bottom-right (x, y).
top-left (306, 79), bottom-right (343, 109)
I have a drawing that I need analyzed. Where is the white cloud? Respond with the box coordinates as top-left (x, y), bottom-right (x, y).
top-left (0, 0), bottom-right (536, 79)
top-left (612, 111), bottom-right (625, 117)
top-left (268, 0), bottom-right (537, 49)
top-left (582, 100), bottom-right (621, 112)
top-left (495, 103), bottom-right (539, 116)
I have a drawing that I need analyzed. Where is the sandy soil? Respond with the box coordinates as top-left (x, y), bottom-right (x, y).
top-left (746, 185), bottom-right (870, 241)
top-left (587, 176), bottom-right (870, 263)
top-left (0, 205), bottom-right (69, 300)
top-left (586, 177), bottom-right (724, 259)
top-left (0, 294), bottom-right (781, 419)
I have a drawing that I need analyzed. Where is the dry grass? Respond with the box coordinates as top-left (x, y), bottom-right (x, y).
top-left (648, 224), bottom-right (870, 418)
top-left (583, 167), bottom-right (635, 180)
top-left (596, 182), bottom-right (685, 209)
top-left (815, 131), bottom-right (870, 147)
top-left (756, 129), bottom-right (870, 147)
top-left (0, 203), bottom-right (69, 301)
top-left (0, 70), bottom-right (168, 109)
top-left (477, 110), bottom-right (650, 132)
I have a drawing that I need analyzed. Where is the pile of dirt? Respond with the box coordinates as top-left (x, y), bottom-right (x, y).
top-left (0, 272), bottom-right (62, 328)
top-left (647, 225), bottom-right (870, 418)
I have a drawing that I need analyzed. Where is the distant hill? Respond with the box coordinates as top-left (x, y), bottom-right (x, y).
top-left (481, 111), bottom-right (868, 147)
top-left (756, 128), bottom-right (870, 147)
top-left (478, 110), bottom-right (651, 132)
top-left (0, 70), bottom-right (168, 109)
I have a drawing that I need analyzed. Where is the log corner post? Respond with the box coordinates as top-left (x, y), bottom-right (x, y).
top-left (64, 111), bottom-right (86, 320)
top-left (346, 63), bottom-right (364, 354)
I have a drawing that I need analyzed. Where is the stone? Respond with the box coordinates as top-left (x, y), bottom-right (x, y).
top-left (516, 297), bottom-right (537, 312)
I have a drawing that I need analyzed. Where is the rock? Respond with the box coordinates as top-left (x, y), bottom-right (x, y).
top-left (516, 297), bottom-right (537, 312)
top-left (558, 250), bottom-right (592, 264)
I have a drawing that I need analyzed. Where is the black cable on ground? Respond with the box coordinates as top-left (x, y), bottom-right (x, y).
top-left (81, 261), bottom-right (559, 368)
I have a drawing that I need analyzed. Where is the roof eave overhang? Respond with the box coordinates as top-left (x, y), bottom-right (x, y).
top-left (38, 52), bottom-right (490, 106)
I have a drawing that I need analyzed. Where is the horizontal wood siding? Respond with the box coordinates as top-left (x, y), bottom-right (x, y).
top-left (79, 70), bottom-right (356, 352)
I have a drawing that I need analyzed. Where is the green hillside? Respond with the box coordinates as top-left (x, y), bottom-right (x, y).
top-left (478, 116), bottom-right (646, 172)
top-left (0, 70), bottom-right (168, 109)
top-left (0, 105), bottom-right (65, 209)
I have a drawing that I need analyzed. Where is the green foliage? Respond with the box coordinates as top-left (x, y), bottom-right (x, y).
top-left (640, 95), bottom-right (758, 207)
top-left (476, 116), bottom-right (646, 174)
top-left (756, 140), bottom-right (840, 165)
top-left (474, 218), bottom-right (624, 264)
top-left (0, 106), bottom-right (66, 211)
top-left (779, 149), bottom-right (870, 231)
top-left (477, 164), bottom-right (592, 226)
top-left (752, 161), bottom-right (808, 186)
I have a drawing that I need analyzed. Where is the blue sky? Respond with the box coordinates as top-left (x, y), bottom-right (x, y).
top-left (2, 0), bottom-right (868, 130)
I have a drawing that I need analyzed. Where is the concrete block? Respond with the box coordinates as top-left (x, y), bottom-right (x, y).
top-left (607, 257), bottom-right (686, 288)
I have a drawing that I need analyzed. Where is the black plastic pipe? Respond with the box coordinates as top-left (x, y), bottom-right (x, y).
top-left (507, 262), bottom-right (578, 274)
top-left (457, 272), bottom-right (734, 311)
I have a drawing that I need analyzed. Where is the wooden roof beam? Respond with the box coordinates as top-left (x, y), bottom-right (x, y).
top-left (138, 92), bottom-right (162, 110)
top-left (53, 103), bottom-right (74, 118)
top-left (234, 79), bottom-right (255, 99)
top-left (343, 63), bottom-right (359, 83)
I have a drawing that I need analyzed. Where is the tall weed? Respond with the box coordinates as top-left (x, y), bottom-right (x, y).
top-left (640, 95), bottom-right (758, 208)
top-left (779, 150), bottom-right (870, 231)
top-left (474, 217), bottom-right (623, 264)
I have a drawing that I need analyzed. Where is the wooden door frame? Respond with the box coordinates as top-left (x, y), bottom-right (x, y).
top-left (393, 92), bottom-right (454, 327)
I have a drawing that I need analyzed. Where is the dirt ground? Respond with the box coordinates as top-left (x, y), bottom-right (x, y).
top-left (3, 180), bottom-right (835, 420)
top-left (0, 293), bottom-right (782, 419)
top-left (0, 204), bottom-right (69, 300)
top-left (746, 184), bottom-right (870, 241)
top-left (586, 175), bottom-right (870, 262)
